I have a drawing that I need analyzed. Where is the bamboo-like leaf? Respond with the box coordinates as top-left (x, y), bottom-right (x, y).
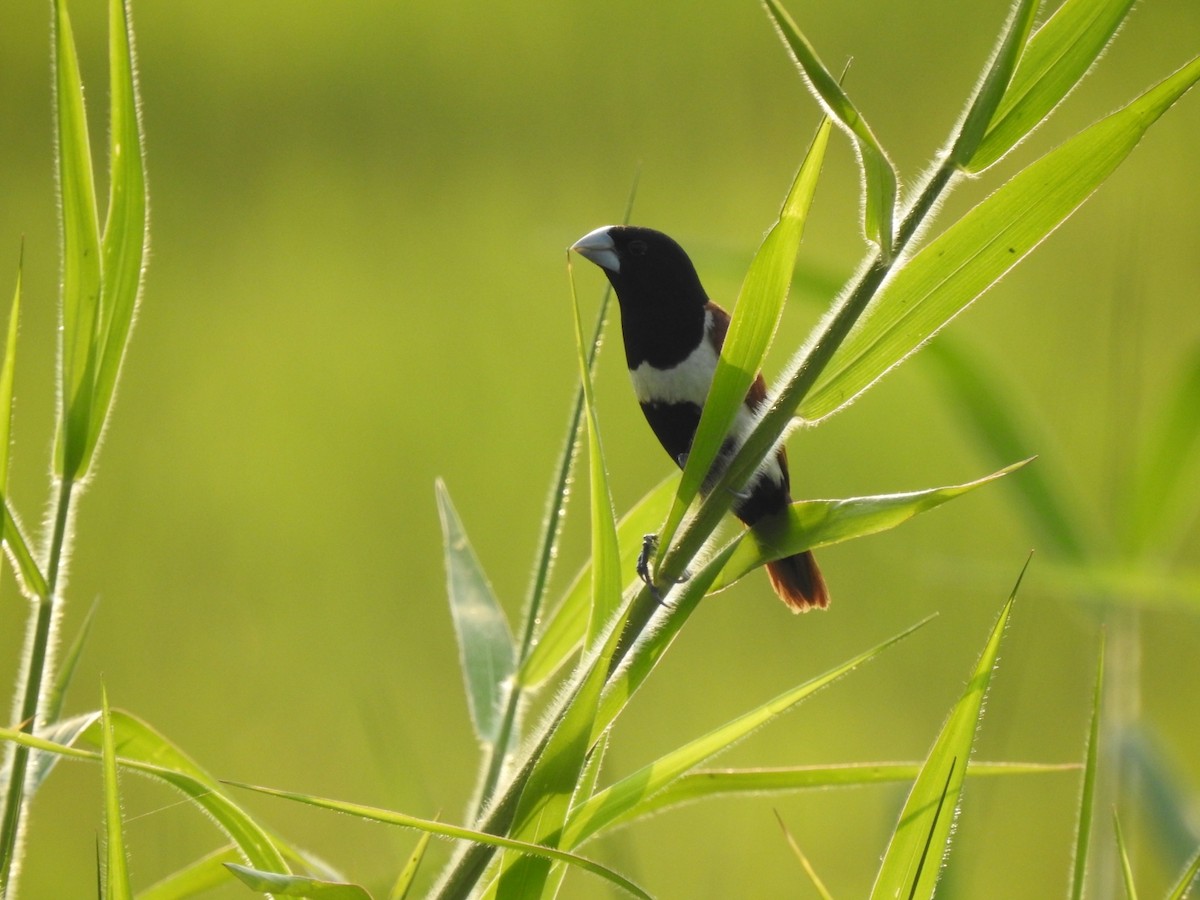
top-left (0, 262), bottom-right (21, 493)
top-left (1069, 630), bottom-right (1105, 900)
top-left (81, 0), bottom-right (149, 477)
top-left (390, 830), bottom-right (433, 900)
top-left (803, 57), bottom-right (1200, 422)
top-left (224, 780), bottom-right (651, 900)
top-left (711, 459), bottom-right (1028, 592)
top-left (565, 617), bottom-right (929, 848)
top-left (924, 338), bottom-right (1089, 560)
top-left (138, 845), bottom-right (243, 900)
top-left (224, 865), bottom-right (371, 899)
top-left (100, 687), bottom-right (132, 900)
top-left (53, 0), bottom-right (103, 479)
top-left (871, 577), bottom-right (1022, 899)
top-left (519, 471), bottom-right (678, 689)
top-left (947, 0), bottom-right (1038, 167)
top-left (1125, 346), bottom-right (1200, 554)
top-left (492, 272), bottom-right (626, 897)
top-left (1, 502), bottom-right (48, 600)
top-left (657, 117), bottom-right (831, 564)
top-left (436, 479), bottom-right (515, 745)
top-left (1113, 810), bottom-right (1139, 900)
top-left (764, 0), bottom-right (897, 254)
top-left (72, 710), bottom-right (288, 874)
top-left (1167, 845), bottom-right (1200, 900)
top-left (969, 0), bottom-right (1140, 172)
top-left (612, 761), bottom-right (1074, 831)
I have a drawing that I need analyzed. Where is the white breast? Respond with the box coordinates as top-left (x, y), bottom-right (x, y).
top-left (629, 310), bottom-right (719, 406)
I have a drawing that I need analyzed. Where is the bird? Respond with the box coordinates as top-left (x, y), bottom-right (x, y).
top-left (571, 224), bottom-right (829, 611)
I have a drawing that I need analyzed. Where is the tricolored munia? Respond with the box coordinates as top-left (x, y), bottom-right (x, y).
top-left (571, 225), bottom-right (830, 611)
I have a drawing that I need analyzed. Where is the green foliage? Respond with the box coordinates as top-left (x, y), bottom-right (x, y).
top-left (1, 0), bottom-right (1196, 897)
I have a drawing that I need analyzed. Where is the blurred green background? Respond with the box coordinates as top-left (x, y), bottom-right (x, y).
top-left (1, 0), bottom-right (1197, 896)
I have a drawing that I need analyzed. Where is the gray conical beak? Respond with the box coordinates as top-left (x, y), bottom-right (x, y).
top-left (571, 226), bottom-right (620, 273)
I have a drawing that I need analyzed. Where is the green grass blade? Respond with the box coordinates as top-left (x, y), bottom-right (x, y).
top-left (1113, 810), bottom-right (1139, 900)
top-left (710, 459), bottom-right (1029, 592)
top-left (566, 617), bottom-right (930, 848)
top-left (519, 472), bottom-right (678, 688)
top-left (1, 502), bottom-right (48, 600)
top-left (72, 710), bottom-right (289, 874)
top-left (48, 598), bottom-right (100, 724)
top-left (970, 0), bottom-right (1139, 172)
top-left (390, 830), bottom-right (433, 900)
top-left (224, 780), bottom-right (651, 900)
top-left (567, 264), bottom-right (623, 646)
top-left (764, 0), bottom-right (897, 254)
top-left (594, 538), bottom-right (744, 738)
top-left (775, 810), bottom-right (834, 900)
top-left (1069, 630), bottom-right (1105, 900)
top-left (137, 845), bottom-right (243, 900)
top-left (657, 117), bottom-right (831, 562)
top-left (82, 0), bottom-right (149, 476)
top-left (612, 761), bottom-right (1074, 831)
top-left (0, 262), bottom-right (21, 492)
top-left (924, 338), bottom-right (1088, 559)
top-left (52, 0), bottom-right (103, 479)
top-left (100, 687), bottom-right (132, 900)
top-left (224, 865), bottom-right (371, 899)
top-left (1166, 845), bottom-right (1200, 900)
top-left (436, 479), bottom-right (516, 745)
top-left (1124, 346), bottom-right (1200, 554)
top-left (947, 0), bottom-right (1039, 166)
top-left (871, 576), bottom-right (1023, 899)
top-left (803, 56), bottom-right (1200, 422)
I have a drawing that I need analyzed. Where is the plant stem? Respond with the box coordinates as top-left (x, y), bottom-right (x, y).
top-left (0, 478), bottom-right (76, 895)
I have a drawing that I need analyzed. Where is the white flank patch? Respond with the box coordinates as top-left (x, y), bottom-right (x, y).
top-left (629, 310), bottom-right (785, 490)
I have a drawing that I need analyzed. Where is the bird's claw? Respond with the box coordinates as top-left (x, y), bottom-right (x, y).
top-left (637, 533), bottom-right (691, 604)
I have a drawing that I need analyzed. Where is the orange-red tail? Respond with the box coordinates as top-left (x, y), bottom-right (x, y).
top-left (766, 550), bottom-right (830, 612)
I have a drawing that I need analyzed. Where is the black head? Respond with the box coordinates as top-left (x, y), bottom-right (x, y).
top-left (571, 225), bottom-right (708, 313)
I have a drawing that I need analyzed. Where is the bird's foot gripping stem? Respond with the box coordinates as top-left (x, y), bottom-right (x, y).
top-left (637, 533), bottom-right (690, 603)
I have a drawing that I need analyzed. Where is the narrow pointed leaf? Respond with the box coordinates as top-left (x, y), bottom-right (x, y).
top-left (436, 480), bottom-right (515, 744)
top-left (567, 266), bottom-right (623, 645)
top-left (947, 0), bottom-right (1038, 166)
top-left (519, 472), bottom-right (678, 688)
top-left (658, 117), bottom-right (831, 561)
top-left (74, 711), bottom-right (289, 873)
top-left (764, 0), bottom-right (897, 253)
top-left (390, 830), bottom-right (433, 900)
top-left (53, 0), bottom-right (103, 479)
top-left (81, 0), bottom-right (149, 476)
top-left (924, 338), bottom-right (1088, 559)
top-left (100, 688), bottom-right (132, 900)
top-left (224, 865), bottom-right (371, 899)
top-left (1167, 845), bottom-right (1200, 900)
top-left (803, 57), bottom-right (1200, 422)
top-left (224, 780), bottom-right (651, 900)
top-left (970, 0), bottom-right (1139, 171)
top-left (871, 581), bottom-right (1022, 899)
top-left (1069, 631), bottom-right (1106, 900)
top-left (0, 502), bottom-right (47, 600)
top-left (0, 264), bottom-right (21, 492)
top-left (48, 598), bottom-right (100, 724)
top-left (566, 617), bottom-right (929, 848)
top-left (711, 459), bottom-right (1028, 592)
top-left (1113, 811), bottom-right (1139, 900)
top-left (138, 845), bottom-right (243, 900)
top-left (775, 810), bottom-right (834, 900)
top-left (615, 761), bottom-right (1074, 830)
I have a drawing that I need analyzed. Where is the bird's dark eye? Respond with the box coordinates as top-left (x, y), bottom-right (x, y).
top-left (627, 239), bottom-right (648, 256)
